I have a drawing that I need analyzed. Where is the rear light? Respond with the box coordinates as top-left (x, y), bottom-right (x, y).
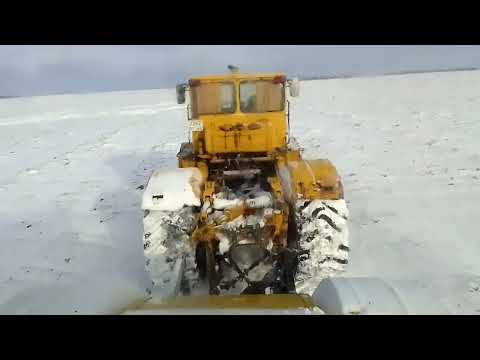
top-left (272, 75), bottom-right (286, 84)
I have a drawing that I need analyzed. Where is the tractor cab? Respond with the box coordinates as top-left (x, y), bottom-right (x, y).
top-left (176, 69), bottom-right (300, 156)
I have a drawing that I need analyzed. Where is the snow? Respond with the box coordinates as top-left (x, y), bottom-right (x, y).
top-left (1, 71), bottom-right (480, 314)
top-left (217, 233), bottom-right (231, 255)
top-left (212, 198), bottom-right (243, 210)
top-left (245, 193), bottom-right (273, 209)
top-left (141, 168), bottom-right (203, 211)
top-left (212, 187), bottom-right (273, 210)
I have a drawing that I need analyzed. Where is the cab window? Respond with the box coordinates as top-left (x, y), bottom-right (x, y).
top-left (190, 82), bottom-right (236, 117)
top-left (240, 80), bottom-right (285, 113)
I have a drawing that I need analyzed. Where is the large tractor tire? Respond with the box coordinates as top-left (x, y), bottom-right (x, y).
top-left (294, 199), bottom-right (349, 295)
top-left (142, 206), bottom-right (198, 297)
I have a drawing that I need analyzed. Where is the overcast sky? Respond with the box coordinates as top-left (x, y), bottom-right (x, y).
top-left (2, 45), bottom-right (480, 97)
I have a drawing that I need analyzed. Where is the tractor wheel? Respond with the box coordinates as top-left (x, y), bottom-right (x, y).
top-left (142, 206), bottom-right (198, 296)
top-left (294, 199), bottom-right (350, 295)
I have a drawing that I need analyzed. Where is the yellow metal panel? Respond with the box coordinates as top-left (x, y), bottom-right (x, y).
top-left (126, 294), bottom-right (316, 311)
top-left (287, 159), bottom-right (343, 200)
top-left (202, 112), bottom-right (286, 154)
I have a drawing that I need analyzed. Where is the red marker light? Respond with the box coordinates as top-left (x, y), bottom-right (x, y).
top-left (272, 75), bottom-right (286, 84)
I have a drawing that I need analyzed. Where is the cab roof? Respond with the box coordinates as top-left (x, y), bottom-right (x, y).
top-left (189, 72), bottom-right (286, 82)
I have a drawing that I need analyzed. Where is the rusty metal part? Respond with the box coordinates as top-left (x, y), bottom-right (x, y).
top-left (223, 169), bottom-right (261, 179)
top-left (210, 156), bottom-right (272, 164)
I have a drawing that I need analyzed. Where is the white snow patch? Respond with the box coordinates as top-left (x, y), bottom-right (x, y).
top-left (217, 233), bottom-right (231, 255)
top-left (213, 198), bottom-right (243, 210)
top-left (142, 168), bottom-right (203, 212)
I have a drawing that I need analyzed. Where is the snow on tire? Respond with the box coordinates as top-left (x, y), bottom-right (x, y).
top-left (294, 199), bottom-right (349, 295)
top-left (143, 206), bottom-right (198, 297)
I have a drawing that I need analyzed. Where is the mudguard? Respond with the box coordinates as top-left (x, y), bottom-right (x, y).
top-left (141, 167), bottom-right (204, 212)
top-left (277, 159), bottom-right (343, 205)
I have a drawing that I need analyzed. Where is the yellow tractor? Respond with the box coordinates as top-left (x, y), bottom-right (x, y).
top-left (141, 67), bottom-right (349, 302)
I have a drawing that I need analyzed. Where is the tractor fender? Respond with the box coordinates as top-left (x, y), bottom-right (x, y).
top-left (277, 159), bottom-right (343, 204)
top-left (141, 167), bottom-right (204, 212)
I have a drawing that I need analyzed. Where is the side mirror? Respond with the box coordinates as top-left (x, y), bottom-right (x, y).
top-left (176, 84), bottom-right (187, 104)
top-left (288, 77), bottom-right (300, 97)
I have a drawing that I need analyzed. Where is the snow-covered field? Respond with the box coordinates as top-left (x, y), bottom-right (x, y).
top-left (1, 70), bottom-right (480, 314)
